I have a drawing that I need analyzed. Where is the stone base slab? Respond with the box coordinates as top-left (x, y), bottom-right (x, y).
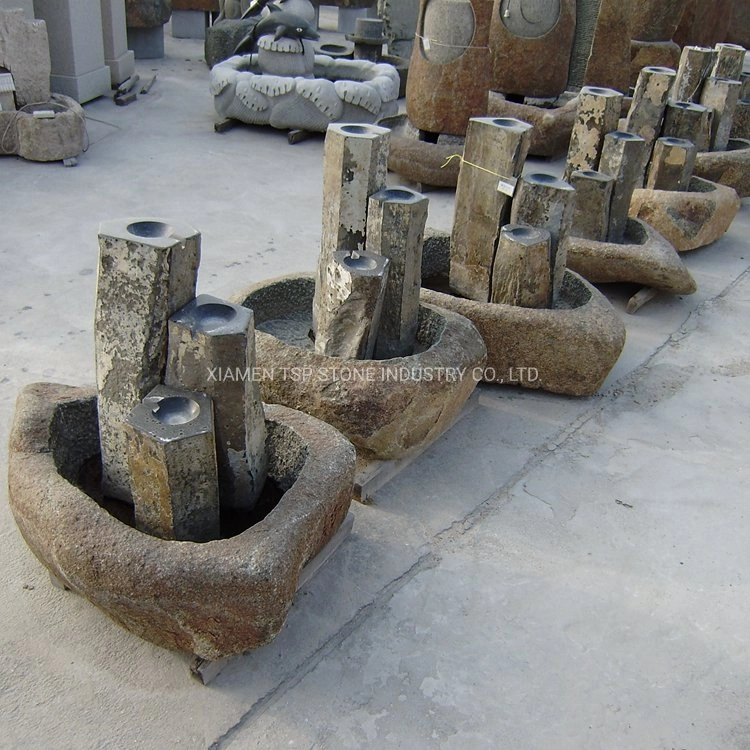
top-left (8, 383), bottom-right (356, 661)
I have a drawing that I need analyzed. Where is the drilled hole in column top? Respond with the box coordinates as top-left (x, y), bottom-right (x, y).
top-left (343, 254), bottom-right (378, 271)
top-left (194, 303), bottom-right (237, 331)
top-left (379, 188), bottom-right (418, 202)
top-left (152, 396), bottom-right (200, 425)
top-left (127, 221), bottom-right (173, 238)
top-left (340, 125), bottom-right (374, 135)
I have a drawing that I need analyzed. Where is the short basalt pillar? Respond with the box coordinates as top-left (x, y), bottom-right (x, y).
top-left (569, 170), bottom-right (615, 242)
top-left (490, 224), bottom-right (552, 308)
top-left (95, 219), bottom-right (200, 501)
top-left (564, 85), bottom-right (623, 180)
top-left (509, 173), bottom-right (575, 305)
top-left (598, 131), bottom-right (648, 243)
top-left (314, 250), bottom-right (390, 359)
top-left (672, 45), bottom-right (714, 101)
top-left (366, 187), bottom-right (429, 359)
top-left (125, 386), bottom-right (220, 543)
top-left (449, 116), bottom-right (533, 302)
top-left (700, 77), bottom-right (742, 151)
top-left (645, 136), bottom-right (696, 191)
top-left (165, 295), bottom-right (267, 512)
top-left (662, 101), bottom-right (713, 152)
top-left (624, 65), bottom-right (677, 172)
top-left (710, 43), bottom-right (746, 80)
top-left (314, 123), bottom-right (389, 332)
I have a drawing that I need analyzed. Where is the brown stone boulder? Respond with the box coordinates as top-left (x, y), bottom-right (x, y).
top-left (629, 40), bottom-right (680, 88)
top-left (693, 139), bottom-right (750, 198)
top-left (630, 177), bottom-right (741, 252)
top-left (235, 274), bottom-right (487, 460)
top-left (565, 217), bottom-right (696, 293)
top-left (8, 383), bottom-right (355, 660)
top-left (674, 0), bottom-right (732, 48)
top-left (387, 134), bottom-right (462, 187)
top-left (125, 0), bottom-right (172, 27)
top-left (726, 0), bottom-right (750, 47)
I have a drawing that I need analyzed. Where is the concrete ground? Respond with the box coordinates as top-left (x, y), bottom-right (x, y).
top-left (2, 27), bottom-right (749, 750)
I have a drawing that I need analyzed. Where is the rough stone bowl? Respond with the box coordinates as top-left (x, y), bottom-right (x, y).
top-left (693, 138), bottom-right (750, 198)
top-left (630, 176), bottom-right (740, 252)
top-left (8, 383), bottom-right (355, 661)
top-left (234, 274), bottom-right (487, 460)
top-left (419, 233), bottom-right (626, 397)
top-left (564, 217), bottom-right (697, 293)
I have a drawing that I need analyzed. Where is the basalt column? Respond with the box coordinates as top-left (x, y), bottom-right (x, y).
top-left (406, 0), bottom-right (493, 136)
top-left (95, 219), bottom-right (200, 501)
top-left (489, 0), bottom-right (577, 98)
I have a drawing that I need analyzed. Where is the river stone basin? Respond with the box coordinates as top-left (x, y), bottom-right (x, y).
top-left (233, 274), bottom-right (487, 460)
top-left (0, 94), bottom-right (86, 162)
top-left (419, 232), bottom-right (626, 397)
top-left (210, 53), bottom-right (400, 131)
top-left (8, 383), bottom-right (355, 661)
top-left (693, 138), bottom-right (750, 198)
top-left (564, 217), bottom-right (697, 293)
top-left (629, 176), bottom-right (741, 252)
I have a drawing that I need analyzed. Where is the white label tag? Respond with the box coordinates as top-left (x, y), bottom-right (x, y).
top-left (497, 176), bottom-right (517, 197)
top-left (423, 37), bottom-right (431, 51)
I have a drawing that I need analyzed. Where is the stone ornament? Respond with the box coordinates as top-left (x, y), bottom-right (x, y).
top-left (211, 53), bottom-right (400, 130)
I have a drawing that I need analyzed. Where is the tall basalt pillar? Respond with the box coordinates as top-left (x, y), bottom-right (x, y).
top-left (489, 0), bottom-right (577, 98)
top-left (95, 218), bottom-right (200, 501)
top-left (406, 0), bottom-right (493, 136)
top-left (578, 0), bottom-right (632, 94)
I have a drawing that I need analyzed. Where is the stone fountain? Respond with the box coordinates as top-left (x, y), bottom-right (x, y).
top-left (8, 218), bottom-right (356, 661)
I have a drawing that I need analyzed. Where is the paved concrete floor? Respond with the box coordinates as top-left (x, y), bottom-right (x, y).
top-left (1, 30), bottom-right (749, 750)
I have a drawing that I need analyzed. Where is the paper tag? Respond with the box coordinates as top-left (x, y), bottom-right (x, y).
top-left (423, 37), bottom-right (431, 51)
top-left (497, 176), bottom-right (517, 197)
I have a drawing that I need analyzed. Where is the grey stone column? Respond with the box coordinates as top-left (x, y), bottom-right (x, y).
top-left (509, 173), bottom-right (575, 306)
top-left (450, 116), bottom-right (533, 302)
top-left (314, 250), bottom-right (390, 359)
top-left (490, 224), bottom-right (552, 308)
top-left (624, 65), bottom-right (676, 177)
top-left (366, 187), bottom-right (429, 359)
top-left (598, 131), bottom-right (648, 242)
top-left (125, 385), bottom-right (220, 542)
top-left (672, 45), bottom-right (714, 102)
top-left (700, 77), bottom-right (742, 151)
top-left (569, 170), bottom-right (615, 242)
top-left (95, 218), bottom-right (200, 501)
top-left (314, 123), bottom-right (390, 335)
top-left (661, 101), bottom-right (713, 152)
top-left (564, 86), bottom-right (623, 180)
top-left (711, 43), bottom-right (747, 81)
top-left (645, 136), bottom-right (697, 190)
top-left (165, 294), bottom-right (267, 514)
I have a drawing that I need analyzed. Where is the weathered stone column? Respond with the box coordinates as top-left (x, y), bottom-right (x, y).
top-left (569, 169), bottom-right (615, 241)
top-left (598, 131), bottom-right (648, 242)
top-left (95, 218), bottom-right (200, 501)
top-left (366, 187), bottom-right (429, 359)
top-left (711, 42), bottom-right (747, 80)
top-left (450, 116), bottom-right (533, 302)
top-left (624, 65), bottom-right (676, 175)
top-left (672, 45), bottom-right (714, 101)
top-left (165, 294), bottom-right (267, 513)
top-left (564, 85), bottom-right (624, 180)
top-left (314, 250), bottom-right (390, 359)
top-left (125, 385), bottom-right (220, 542)
top-left (700, 76), bottom-right (742, 150)
top-left (645, 136), bottom-right (697, 190)
top-left (490, 224), bottom-right (552, 308)
top-left (661, 100), bottom-right (713, 151)
top-left (314, 123), bottom-right (389, 333)
top-left (509, 173), bottom-right (575, 305)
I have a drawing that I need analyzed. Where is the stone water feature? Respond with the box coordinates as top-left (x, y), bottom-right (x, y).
top-left (210, 0), bottom-right (400, 131)
top-left (8, 218), bottom-right (356, 660)
top-left (0, 9), bottom-right (86, 164)
top-left (233, 122), bottom-right (487, 459)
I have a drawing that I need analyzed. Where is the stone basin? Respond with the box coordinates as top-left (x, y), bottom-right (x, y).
top-left (693, 138), bottom-right (750, 198)
top-left (419, 232), bottom-right (626, 397)
top-left (210, 52), bottom-right (400, 131)
top-left (564, 217), bottom-right (697, 293)
top-left (8, 383), bottom-right (355, 661)
top-left (233, 274), bottom-right (487, 460)
top-left (629, 176), bottom-right (741, 252)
